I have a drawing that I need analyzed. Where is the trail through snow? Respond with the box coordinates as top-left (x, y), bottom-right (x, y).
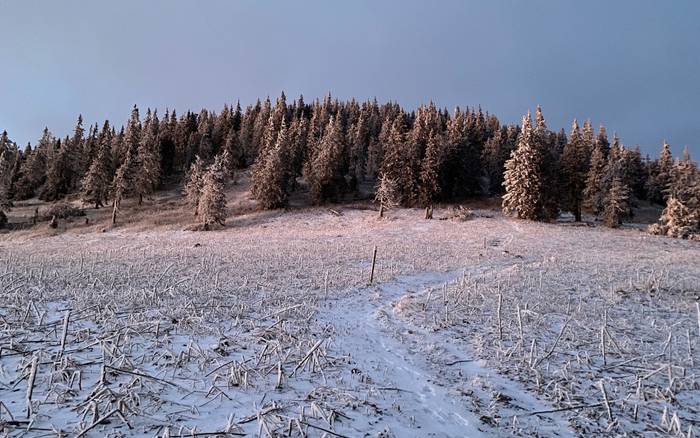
top-left (322, 267), bottom-right (575, 437)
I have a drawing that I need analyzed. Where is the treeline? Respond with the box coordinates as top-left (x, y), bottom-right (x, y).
top-left (0, 93), bottom-right (698, 237)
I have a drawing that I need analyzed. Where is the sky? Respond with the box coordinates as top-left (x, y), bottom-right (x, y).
top-left (1, 0), bottom-right (698, 157)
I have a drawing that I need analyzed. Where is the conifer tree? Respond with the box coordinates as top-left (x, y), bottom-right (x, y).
top-left (584, 137), bottom-right (608, 216)
top-left (649, 197), bottom-right (699, 240)
top-left (502, 112), bottom-right (544, 220)
top-left (602, 176), bottom-right (630, 228)
top-left (375, 172), bottom-right (400, 218)
top-left (199, 151), bottom-right (228, 229)
top-left (561, 120), bottom-right (590, 221)
top-left (135, 109), bottom-right (161, 204)
top-left (111, 106), bottom-right (141, 206)
top-left (307, 116), bottom-right (346, 204)
top-left (647, 142), bottom-right (674, 204)
top-left (0, 145), bottom-right (16, 209)
top-left (533, 106), bottom-right (560, 219)
top-left (184, 156), bottom-right (205, 216)
top-left (253, 120), bottom-right (292, 209)
top-left (81, 121), bottom-right (113, 208)
top-left (418, 130), bottom-right (447, 206)
top-left (40, 138), bottom-right (72, 201)
top-left (379, 114), bottom-right (414, 205)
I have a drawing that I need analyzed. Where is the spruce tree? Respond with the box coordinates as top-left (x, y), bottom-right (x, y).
top-left (253, 119), bottom-right (293, 209)
top-left (502, 112), bottom-right (543, 220)
top-left (561, 119), bottom-right (590, 221)
top-left (533, 106), bottom-right (560, 219)
top-left (135, 109), bottom-right (161, 204)
top-left (649, 197), bottom-right (699, 240)
top-left (375, 172), bottom-right (400, 218)
top-left (379, 114), bottom-right (413, 205)
top-left (602, 176), bottom-right (630, 228)
top-left (81, 121), bottom-right (114, 208)
top-left (584, 137), bottom-right (608, 216)
top-left (418, 129), bottom-right (447, 206)
top-left (184, 156), bottom-right (205, 216)
top-left (307, 116), bottom-right (346, 204)
top-left (199, 151), bottom-right (228, 229)
top-left (0, 145), bottom-right (16, 209)
top-left (111, 107), bottom-right (141, 206)
top-left (40, 138), bottom-right (72, 201)
top-left (647, 142), bottom-right (674, 204)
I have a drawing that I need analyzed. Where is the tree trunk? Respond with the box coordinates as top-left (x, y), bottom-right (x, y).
top-left (379, 203), bottom-right (384, 218)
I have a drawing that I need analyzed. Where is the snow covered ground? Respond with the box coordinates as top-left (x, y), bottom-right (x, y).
top-left (1, 206), bottom-right (699, 437)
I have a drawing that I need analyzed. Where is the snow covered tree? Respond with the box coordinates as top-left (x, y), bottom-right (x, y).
top-left (375, 172), bottom-right (400, 218)
top-left (199, 151), bottom-right (228, 229)
top-left (307, 116), bottom-right (346, 204)
top-left (533, 106), bottom-right (560, 220)
top-left (111, 106), bottom-right (142, 205)
top-left (184, 156), bottom-right (205, 216)
top-left (649, 197), bottom-right (699, 240)
top-left (135, 109), bottom-right (161, 204)
top-left (0, 140), bottom-right (16, 209)
top-left (561, 119), bottom-right (590, 221)
top-left (80, 121), bottom-right (113, 208)
top-left (502, 112), bottom-right (544, 220)
top-left (418, 129), bottom-right (447, 206)
top-left (646, 142), bottom-right (674, 204)
top-left (40, 138), bottom-right (72, 201)
top-left (602, 176), bottom-right (630, 228)
top-left (584, 137), bottom-right (608, 216)
top-left (253, 119), bottom-right (293, 209)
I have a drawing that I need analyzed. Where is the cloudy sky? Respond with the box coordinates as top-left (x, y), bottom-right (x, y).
top-left (1, 0), bottom-right (698, 156)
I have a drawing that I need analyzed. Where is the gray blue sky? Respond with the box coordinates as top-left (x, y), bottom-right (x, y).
top-left (1, 0), bottom-right (698, 156)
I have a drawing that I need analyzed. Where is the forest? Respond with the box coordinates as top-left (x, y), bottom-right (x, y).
top-left (0, 92), bottom-right (698, 238)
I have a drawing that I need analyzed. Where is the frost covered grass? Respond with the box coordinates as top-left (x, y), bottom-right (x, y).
top-left (0, 206), bottom-right (698, 436)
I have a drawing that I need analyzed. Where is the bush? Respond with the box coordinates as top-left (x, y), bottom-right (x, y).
top-left (447, 206), bottom-right (474, 222)
top-left (41, 202), bottom-right (85, 220)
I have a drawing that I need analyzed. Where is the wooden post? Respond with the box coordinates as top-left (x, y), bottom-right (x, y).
top-left (111, 200), bottom-right (118, 226)
top-left (369, 246), bottom-right (378, 284)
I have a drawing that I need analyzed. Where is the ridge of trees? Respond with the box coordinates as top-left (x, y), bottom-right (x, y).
top-left (0, 93), bottom-right (697, 238)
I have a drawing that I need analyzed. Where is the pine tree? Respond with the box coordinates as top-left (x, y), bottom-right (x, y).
top-left (199, 151), bottom-right (228, 229)
top-left (80, 121), bottom-right (114, 208)
top-left (602, 177), bottom-right (630, 228)
top-left (184, 156), bottom-right (205, 216)
top-left (502, 112), bottom-right (544, 220)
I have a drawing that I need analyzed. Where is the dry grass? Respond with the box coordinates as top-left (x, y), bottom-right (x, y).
top-left (0, 176), bottom-right (695, 437)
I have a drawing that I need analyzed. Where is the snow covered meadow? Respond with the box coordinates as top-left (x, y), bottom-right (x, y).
top-left (1, 207), bottom-right (699, 437)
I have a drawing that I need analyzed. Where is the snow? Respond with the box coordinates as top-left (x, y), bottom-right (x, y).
top-left (1, 207), bottom-right (699, 436)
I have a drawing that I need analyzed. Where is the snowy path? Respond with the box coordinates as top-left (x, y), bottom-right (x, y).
top-left (322, 268), bottom-right (575, 437)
